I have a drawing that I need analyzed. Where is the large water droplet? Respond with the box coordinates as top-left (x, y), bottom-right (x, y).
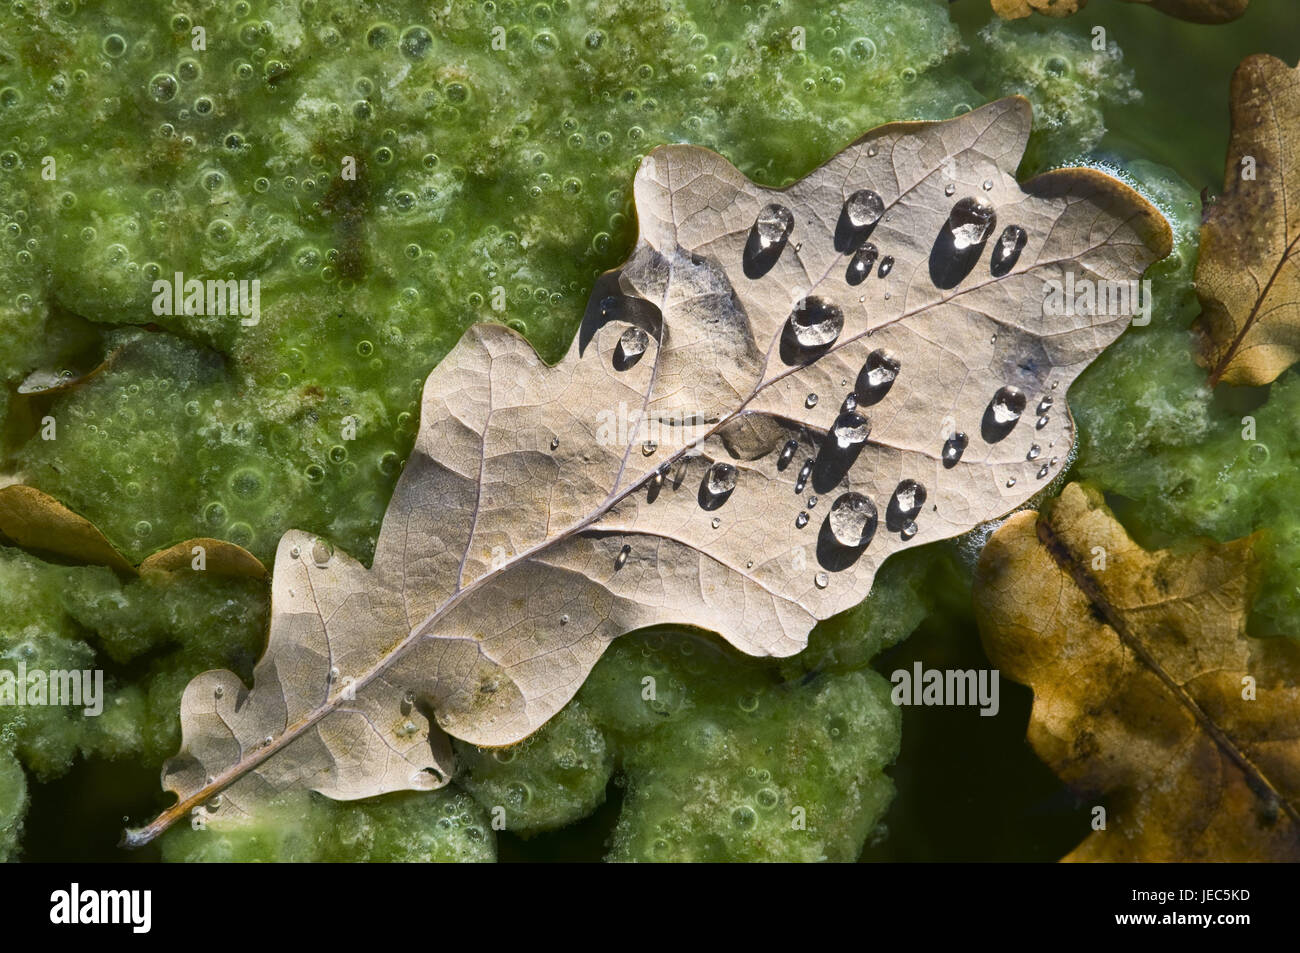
top-left (706, 462), bottom-right (737, 496)
top-left (829, 492), bottom-right (878, 547)
top-left (787, 296), bottom-right (844, 348)
top-left (844, 189), bottom-right (884, 229)
top-left (755, 203), bottom-right (794, 251)
top-left (947, 196), bottom-right (995, 250)
top-left (991, 385), bottom-right (1026, 427)
top-left (847, 242), bottom-right (878, 285)
top-left (832, 412), bottom-right (871, 449)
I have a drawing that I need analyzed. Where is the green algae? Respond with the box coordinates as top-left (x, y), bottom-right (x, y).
top-left (0, 0), bottom-right (1296, 862)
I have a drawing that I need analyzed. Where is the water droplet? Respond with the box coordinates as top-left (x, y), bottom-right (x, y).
top-left (807, 496), bottom-right (818, 509)
top-left (614, 544), bottom-right (630, 570)
top-left (805, 393), bottom-right (819, 408)
top-left (832, 412), bottom-right (871, 449)
top-left (641, 440), bottom-right (657, 456)
top-left (706, 462), bottom-right (738, 496)
top-left (754, 203), bottom-right (794, 251)
top-left (944, 183), bottom-right (956, 197)
top-left (788, 296), bottom-right (844, 349)
top-left (878, 255), bottom-right (894, 277)
top-left (867, 146), bottom-right (878, 157)
top-left (550, 436), bottom-right (560, 450)
top-left (947, 196), bottom-right (995, 250)
top-left (901, 521), bottom-right (918, 539)
top-left (848, 241), bottom-right (878, 283)
top-left (795, 511), bottom-right (809, 528)
top-left (815, 572), bottom-right (829, 589)
top-left (778, 439), bottom-right (798, 468)
top-left (991, 385), bottom-right (1026, 427)
top-left (311, 538), bottom-right (334, 567)
top-left (829, 492), bottom-right (878, 547)
top-left (891, 479), bottom-right (926, 519)
top-left (616, 326), bottom-right (649, 366)
top-left (289, 545), bottom-right (301, 559)
top-left (982, 179), bottom-right (994, 191)
top-left (1050, 456), bottom-right (1059, 467)
top-left (842, 393), bottom-right (858, 412)
top-left (1005, 476), bottom-right (1017, 488)
top-left (1027, 444), bottom-right (1041, 461)
top-left (1036, 415), bottom-right (1050, 429)
top-left (795, 460), bottom-right (812, 493)
top-left (858, 349), bottom-right (900, 402)
top-left (746, 560), bottom-right (754, 569)
top-left (992, 225), bottom-right (1027, 272)
top-left (214, 685), bottom-right (224, 699)
top-left (560, 614), bottom-right (570, 625)
top-left (844, 189), bottom-right (884, 229)
top-left (711, 516), bottom-right (721, 529)
top-left (942, 432), bottom-right (968, 467)
top-left (1037, 464), bottom-right (1050, 479)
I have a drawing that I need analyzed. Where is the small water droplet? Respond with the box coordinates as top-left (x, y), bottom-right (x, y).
top-left (312, 538), bottom-right (334, 567)
top-left (806, 495), bottom-right (818, 509)
top-left (947, 195), bottom-right (996, 250)
top-left (858, 349), bottom-right (900, 402)
top-left (1005, 476), bottom-right (1017, 488)
top-left (842, 393), bottom-right (858, 413)
top-left (778, 439), bottom-right (798, 468)
top-left (795, 460), bottom-right (812, 493)
top-left (1037, 464), bottom-right (1050, 479)
top-left (844, 189), bottom-right (884, 229)
top-left (550, 436), bottom-right (560, 450)
top-left (829, 491), bottom-right (878, 547)
top-left (944, 183), bottom-right (956, 197)
top-left (706, 462), bottom-right (738, 496)
top-left (815, 572), bottom-right (829, 589)
top-left (746, 560), bottom-right (754, 569)
top-left (1027, 444), bottom-right (1041, 461)
top-left (1036, 415), bottom-right (1050, 430)
top-left (1037, 396), bottom-right (1053, 414)
top-left (942, 432), bottom-right (968, 467)
top-left (901, 521), bottom-right (918, 539)
top-left (1050, 456), bottom-right (1059, 467)
top-left (982, 179), bottom-right (994, 191)
top-left (755, 203), bottom-right (794, 251)
top-left (214, 685), bottom-right (224, 699)
top-left (848, 241), bottom-right (878, 283)
top-left (805, 393), bottom-right (819, 409)
top-left (891, 479), bottom-right (926, 519)
top-left (992, 225), bottom-right (1027, 272)
top-left (560, 614), bottom-right (570, 625)
top-left (878, 255), bottom-right (894, 277)
top-left (330, 666), bottom-right (340, 681)
top-left (642, 440), bottom-right (657, 456)
top-left (795, 511), bottom-right (809, 529)
top-left (867, 146), bottom-right (878, 157)
top-left (711, 516), bottom-right (721, 528)
top-left (616, 326), bottom-right (649, 365)
top-left (832, 412), bottom-right (871, 449)
top-left (289, 545), bottom-right (301, 559)
top-left (614, 544), bottom-right (630, 570)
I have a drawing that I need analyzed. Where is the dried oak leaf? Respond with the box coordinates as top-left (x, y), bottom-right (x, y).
top-left (975, 482), bottom-right (1300, 862)
top-left (126, 97), bottom-right (1170, 845)
top-left (992, 0), bottom-right (1248, 21)
top-left (1196, 55), bottom-right (1300, 386)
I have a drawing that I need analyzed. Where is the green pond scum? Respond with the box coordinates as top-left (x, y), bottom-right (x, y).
top-left (0, 0), bottom-right (1296, 863)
